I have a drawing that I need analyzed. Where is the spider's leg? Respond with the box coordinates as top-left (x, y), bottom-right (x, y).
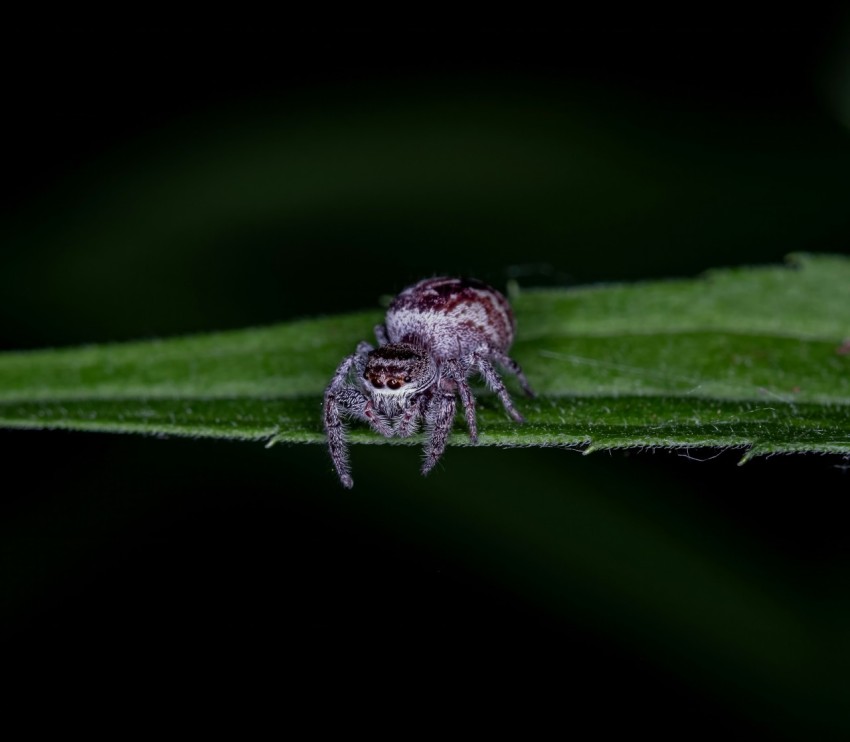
top-left (324, 353), bottom-right (395, 488)
top-left (374, 324), bottom-right (390, 346)
top-left (356, 340), bottom-right (375, 357)
top-left (475, 355), bottom-right (525, 423)
top-left (421, 389), bottom-right (457, 476)
top-left (492, 349), bottom-right (535, 398)
top-left (323, 355), bottom-right (357, 488)
top-left (445, 358), bottom-right (478, 443)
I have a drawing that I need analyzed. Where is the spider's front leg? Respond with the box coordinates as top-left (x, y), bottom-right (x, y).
top-left (324, 353), bottom-right (393, 489)
top-left (324, 355), bottom-right (358, 489)
top-left (421, 389), bottom-right (457, 476)
top-left (356, 340), bottom-right (375, 357)
top-left (373, 324), bottom-right (390, 346)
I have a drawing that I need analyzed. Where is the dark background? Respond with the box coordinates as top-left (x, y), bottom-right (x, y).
top-left (2, 25), bottom-right (850, 734)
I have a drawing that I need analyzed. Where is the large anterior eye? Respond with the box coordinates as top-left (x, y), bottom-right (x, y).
top-left (387, 379), bottom-right (402, 390)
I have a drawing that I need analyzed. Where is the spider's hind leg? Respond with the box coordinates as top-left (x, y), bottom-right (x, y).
top-left (492, 349), bottom-right (535, 398)
top-left (475, 354), bottom-right (525, 424)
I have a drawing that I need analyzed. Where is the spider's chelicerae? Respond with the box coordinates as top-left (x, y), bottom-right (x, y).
top-left (323, 276), bottom-right (534, 488)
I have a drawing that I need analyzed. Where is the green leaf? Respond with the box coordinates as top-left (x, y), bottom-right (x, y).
top-left (1, 254), bottom-right (849, 459)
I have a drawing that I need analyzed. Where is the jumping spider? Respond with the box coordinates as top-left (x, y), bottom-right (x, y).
top-left (323, 277), bottom-right (534, 488)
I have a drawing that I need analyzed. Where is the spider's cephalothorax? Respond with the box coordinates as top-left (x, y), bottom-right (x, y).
top-left (323, 277), bottom-right (534, 488)
top-left (361, 342), bottom-right (438, 417)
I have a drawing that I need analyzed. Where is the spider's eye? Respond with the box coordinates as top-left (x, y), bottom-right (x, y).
top-left (371, 379), bottom-right (384, 389)
top-left (387, 379), bottom-right (402, 390)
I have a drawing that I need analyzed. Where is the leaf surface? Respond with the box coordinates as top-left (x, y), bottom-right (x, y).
top-left (1, 254), bottom-right (848, 458)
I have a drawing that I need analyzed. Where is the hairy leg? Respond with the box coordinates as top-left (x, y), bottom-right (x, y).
top-left (324, 352), bottom-right (395, 488)
top-left (356, 341), bottom-right (375, 358)
top-left (373, 324), bottom-right (390, 345)
top-left (323, 355), bottom-right (357, 488)
top-left (491, 349), bottom-right (535, 397)
top-left (444, 359), bottom-right (478, 443)
top-left (475, 355), bottom-right (525, 423)
top-left (421, 391), bottom-right (457, 476)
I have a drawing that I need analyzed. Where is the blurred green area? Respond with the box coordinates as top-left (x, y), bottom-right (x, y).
top-left (2, 27), bottom-right (850, 735)
top-left (3, 45), bottom-right (850, 349)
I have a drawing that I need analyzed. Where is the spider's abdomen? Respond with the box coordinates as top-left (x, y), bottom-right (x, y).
top-left (385, 277), bottom-right (516, 359)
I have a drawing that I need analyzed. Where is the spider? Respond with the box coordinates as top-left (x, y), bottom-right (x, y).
top-left (323, 276), bottom-right (534, 488)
